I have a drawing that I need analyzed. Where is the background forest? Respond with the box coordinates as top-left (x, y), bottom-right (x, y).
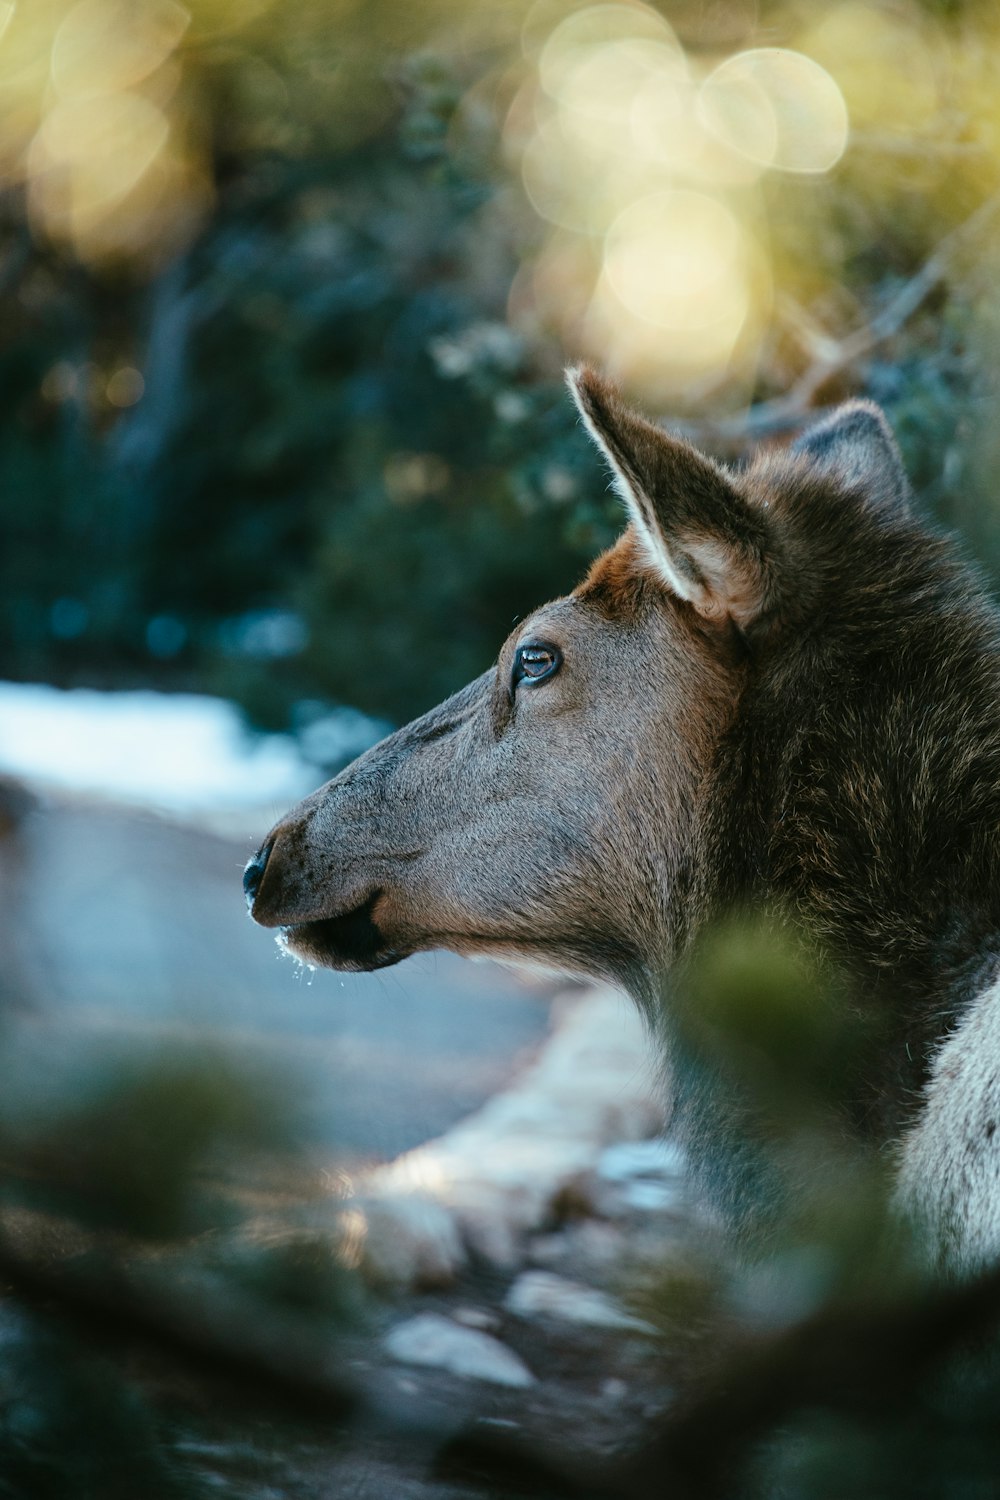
top-left (3, 0), bottom-right (1000, 739)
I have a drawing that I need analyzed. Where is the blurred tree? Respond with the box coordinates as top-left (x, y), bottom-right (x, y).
top-left (0, 3), bottom-right (606, 725)
top-left (1, 0), bottom-right (999, 730)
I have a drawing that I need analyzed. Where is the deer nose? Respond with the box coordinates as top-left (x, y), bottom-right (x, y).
top-left (243, 839), bottom-right (274, 913)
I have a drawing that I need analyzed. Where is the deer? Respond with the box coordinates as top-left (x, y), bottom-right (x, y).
top-left (244, 367), bottom-right (1000, 1278)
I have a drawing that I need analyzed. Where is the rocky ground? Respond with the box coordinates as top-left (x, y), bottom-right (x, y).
top-left (0, 985), bottom-right (711, 1499)
top-left (154, 1149), bottom-right (699, 1499)
top-left (0, 785), bottom-right (710, 1496)
top-left (152, 988), bottom-right (711, 1498)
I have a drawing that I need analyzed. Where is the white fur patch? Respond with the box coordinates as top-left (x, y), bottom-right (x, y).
top-left (567, 370), bottom-right (702, 607)
top-left (895, 978), bottom-right (1000, 1275)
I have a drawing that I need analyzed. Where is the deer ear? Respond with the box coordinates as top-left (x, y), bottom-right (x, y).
top-left (568, 366), bottom-right (772, 628)
top-left (793, 400), bottom-right (910, 515)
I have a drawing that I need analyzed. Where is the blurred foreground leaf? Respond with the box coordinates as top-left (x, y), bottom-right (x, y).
top-left (0, 1043), bottom-right (295, 1240)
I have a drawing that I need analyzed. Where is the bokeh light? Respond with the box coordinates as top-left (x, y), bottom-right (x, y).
top-left (2, 0), bottom-right (205, 266)
top-left (699, 48), bottom-right (849, 174)
top-left (50, 0), bottom-right (190, 98)
top-left (501, 0), bottom-right (1000, 404)
top-left (801, 2), bottom-right (943, 137)
top-left (0, 0), bottom-right (996, 403)
top-left (505, 1), bottom-right (847, 399)
top-left (603, 191), bottom-right (750, 335)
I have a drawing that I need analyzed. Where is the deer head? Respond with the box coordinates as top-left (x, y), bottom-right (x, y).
top-left (244, 368), bottom-right (908, 1006)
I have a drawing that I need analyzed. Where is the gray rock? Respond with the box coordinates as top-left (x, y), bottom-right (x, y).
top-left (596, 1138), bottom-right (687, 1184)
top-left (528, 1220), bottom-right (626, 1278)
top-left (360, 986), bottom-right (665, 1283)
top-left (383, 1313), bottom-right (536, 1389)
top-left (503, 1270), bottom-right (657, 1335)
top-left (593, 1137), bottom-right (689, 1214)
top-left (619, 1180), bottom-right (679, 1211)
top-left (452, 1305), bottom-right (500, 1332)
top-left (344, 1193), bottom-right (465, 1289)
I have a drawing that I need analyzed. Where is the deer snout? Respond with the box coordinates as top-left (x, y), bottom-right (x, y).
top-left (243, 838), bottom-right (274, 914)
top-left (245, 816), bottom-right (359, 930)
top-left (244, 827), bottom-right (312, 926)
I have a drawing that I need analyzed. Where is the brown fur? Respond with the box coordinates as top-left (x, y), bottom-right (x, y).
top-left (245, 369), bottom-right (1000, 1271)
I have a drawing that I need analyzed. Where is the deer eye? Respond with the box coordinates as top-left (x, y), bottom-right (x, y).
top-left (513, 642), bottom-right (561, 687)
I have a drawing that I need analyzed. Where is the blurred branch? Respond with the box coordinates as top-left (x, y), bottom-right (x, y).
top-left (623, 1259), bottom-right (1000, 1500)
top-left (0, 1207), bottom-right (361, 1419)
top-left (675, 190), bottom-right (1000, 444)
top-left (110, 256), bottom-right (224, 480)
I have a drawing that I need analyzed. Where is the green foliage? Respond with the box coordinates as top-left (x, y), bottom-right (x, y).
top-left (678, 913), bottom-right (866, 1122)
top-left (0, 1311), bottom-right (196, 1500)
top-left (0, 44), bottom-right (608, 723)
top-left (0, 811), bottom-right (378, 1483)
top-left (4, 1046), bottom-right (292, 1239)
top-left (0, 1013), bottom-right (366, 1497)
top-left (2, 1), bottom-right (1000, 733)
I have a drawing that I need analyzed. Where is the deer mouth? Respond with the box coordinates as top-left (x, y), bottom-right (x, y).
top-left (277, 890), bottom-right (409, 972)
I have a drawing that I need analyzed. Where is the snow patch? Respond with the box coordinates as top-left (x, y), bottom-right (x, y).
top-left (0, 681), bottom-right (318, 819)
top-left (384, 1313), bottom-right (535, 1388)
